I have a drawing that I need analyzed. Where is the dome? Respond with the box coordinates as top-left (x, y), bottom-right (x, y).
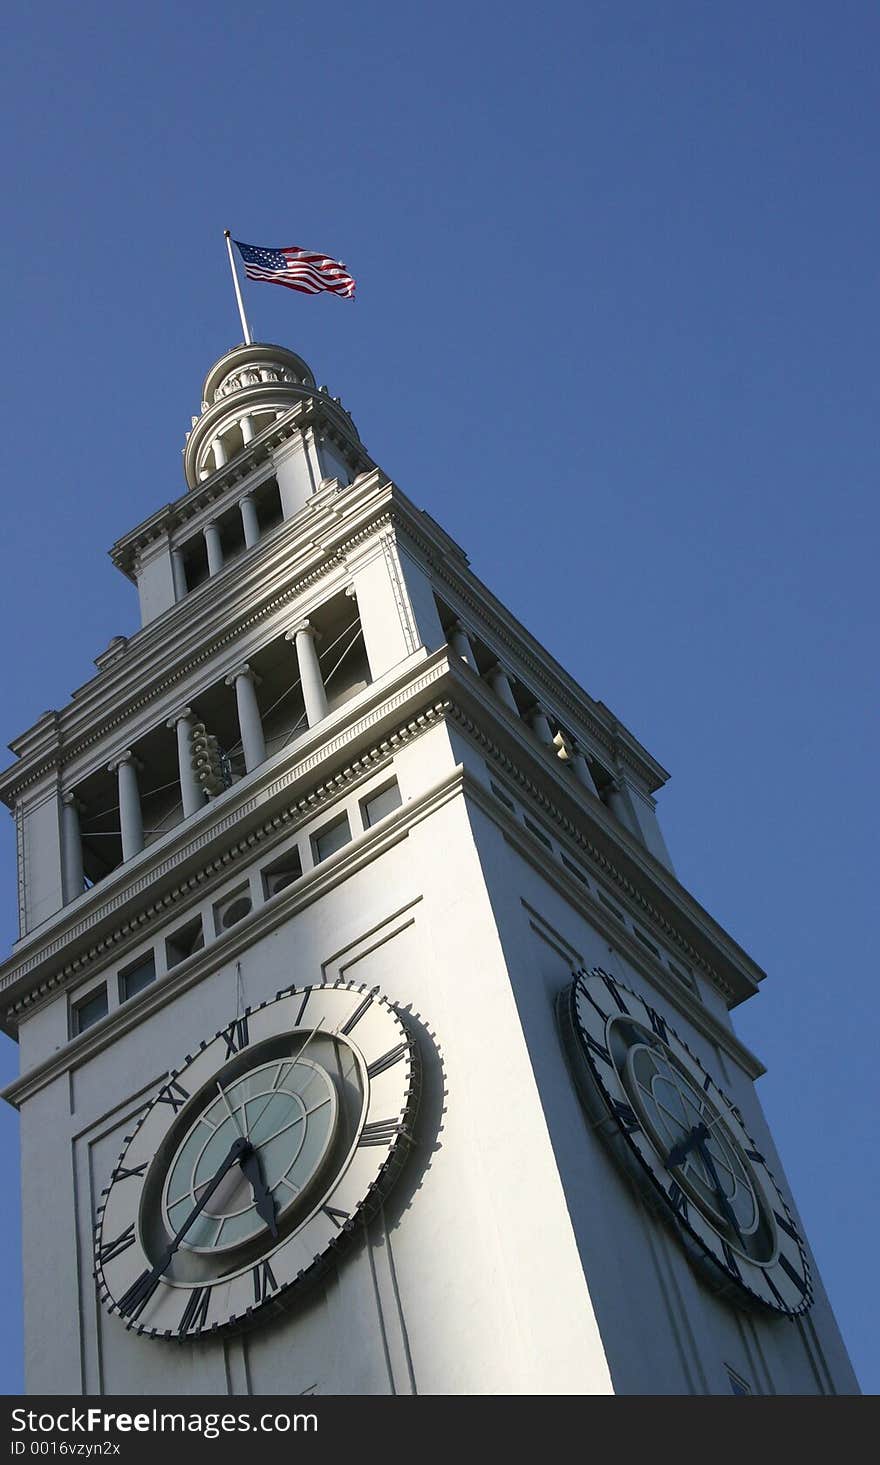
top-left (183, 342), bottom-right (319, 490)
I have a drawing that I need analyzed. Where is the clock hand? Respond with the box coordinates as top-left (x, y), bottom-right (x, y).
top-left (217, 1079), bottom-right (247, 1140)
top-left (246, 1017), bottom-right (326, 1140)
top-left (116, 1136), bottom-right (250, 1317)
top-left (239, 1146), bottom-right (278, 1237)
top-left (664, 1124), bottom-right (705, 1170)
top-left (692, 1130), bottom-right (747, 1245)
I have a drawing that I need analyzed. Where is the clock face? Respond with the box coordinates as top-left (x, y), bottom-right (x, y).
top-left (94, 982), bottom-right (420, 1339)
top-left (560, 967), bottom-right (812, 1316)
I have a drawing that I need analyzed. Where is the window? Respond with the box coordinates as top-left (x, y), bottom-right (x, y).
top-left (181, 533), bottom-right (209, 593)
top-left (561, 854), bottom-right (590, 887)
top-left (523, 817), bottom-right (553, 851)
top-left (361, 781), bottom-right (403, 830)
top-left (312, 813), bottom-right (351, 864)
top-left (597, 890), bottom-right (625, 922)
top-left (668, 959), bottom-right (697, 994)
top-left (166, 916), bottom-right (205, 969)
top-left (118, 953), bottom-right (156, 1003)
top-left (214, 886), bottom-right (253, 935)
top-left (490, 780), bottom-right (515, 811)
top-left (633, 928), bottom-right (660, 958)
top-left (72, 985), bottom-right (109, 1035)
top-left (261, 847), bottom-right (303, 898)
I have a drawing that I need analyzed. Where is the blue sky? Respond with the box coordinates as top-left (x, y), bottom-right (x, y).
top-left (0, 1), bottom-right (876, 1393)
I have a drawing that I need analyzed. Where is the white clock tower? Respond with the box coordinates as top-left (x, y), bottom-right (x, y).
top-left (0, 339), bottom-right (859, 1395)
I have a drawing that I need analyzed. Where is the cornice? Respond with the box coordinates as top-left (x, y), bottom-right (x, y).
top-left (0, 653), bottom-right (453, 1028)
top-left (183, 385), bottom-right (365, 495)
top-left (2, 651), bottom-right (764, 1051)
top-left (360, 492), bottom-right (669, 793)
top-left (429, 565), bottom-right (668, 789)
top-left (440, 663), bottom-right (763, 1007)
top-left (111, 394), bottom-right (372, 575)
top-left (0, 477), bottom-right (400, 803)
top-left (461, 773), bottom-right (764, 1080)
top-left (1, 772), bottom-right (461, 1108)
top-left (2, 477), bottom-right (668, 817)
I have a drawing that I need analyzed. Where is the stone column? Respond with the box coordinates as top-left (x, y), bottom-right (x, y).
top-left (528, 704), bottom-right (554, 745)
top-left (605, 778), bottom-right (639, 835)
top-left (449, 622), bottom-right (477, 670)
top-left (110, 752), bottom-right (144, 861)
top-left (212, 436), bottom-right (228, 470)
top-left (486, 663), bottom-right (520, 715)
top-left (170, 547), bottom-right (187, 602)
top-left (240, 492), bottom-right (260, 549)
top-left (569, 745), bottom-right (599, 795)
top-left (240, 415), bottom-right (256, 444)
top-left (61, 794), bottom-right (85, 904)
top-left (553, 731), bottom-right (600, 795)
top-left (204, 521), bottom-right (223, 577)
top-left (167, 707), bottom-right (203, 818)
top-left (286, 622), bottom-right (328, 727)
top-left (225, 665), bottom-right (266, 772)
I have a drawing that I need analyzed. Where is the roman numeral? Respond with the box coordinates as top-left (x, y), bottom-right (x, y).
top-left (253, 1260), bottom-right (279, 1305)
top-left (294, 989), bottom-right (311, 1026)
top-left (773, 1209), bottom-right (802, 1243)
top-left (765, 1271), bottom-right (788, 1310)
top-left (222, 1015), bottom-right (250, 1057)
top-left (179, 1286), bottom-right (211, 1335)
top-left (703, 1072), bottom-right (712, 1091)
top-left (358, 1118), bottom-right (403, 1147)
top-left (366, 1042), bottom-right (409, 1079)
top-left (98, 1223), bottom-right (136, 1265)
top-left (156, 1079), bottom-right (189, 1113)
top-left (745, 1148), bottom-right (766, 1166)
top-left (340, 989), bottom-right (377, 1036)
top-left (668, 1181), bottom-right (689, 1222)
top-left (575, 977), bottom-right (609, 1027)
top-left (778, 1253), bottom-right (809, 1296)
top-left (597, 972), bottom-right (629, 1013)
top-left (322, 1205), bottom-right (351, 1230)
top-left (721, 1240), bottom-right (742, 1281)
top-left (111, 1162), bottom-right (147, 1183)
top-left (583, 1031), bottom-right (613, 1067)
top-left (729, 1104), bottom-right (745, 1126)
top-left (645, 1006), bottom-right (669, 1044)
top-left (117, 1268), bottom-right (161, 1320)
top-left (611, 1099), bottom-right (639, 1132)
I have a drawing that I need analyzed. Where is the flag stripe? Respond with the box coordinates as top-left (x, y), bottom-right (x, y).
top-left (233, 239), bottom-right (355, 298)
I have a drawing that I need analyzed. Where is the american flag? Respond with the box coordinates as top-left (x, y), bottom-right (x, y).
top-left (233, 240), bottom-right (356, 298)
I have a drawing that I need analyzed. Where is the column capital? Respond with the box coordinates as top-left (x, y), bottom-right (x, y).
top-left (165, 706), bottom-right (195, 730)
top-left (225, 663), bottom-right (261, 688)
top-left (344, 583), bottom-right (358, 599)
top-left (107, 749), bottom-right (142, 774)
top-left (285, 620), bottom-right (321, 643)
top-left (62, 792), bottom-right (85, 812)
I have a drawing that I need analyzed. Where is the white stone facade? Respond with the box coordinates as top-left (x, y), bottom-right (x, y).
top-left (0, 344), bottom-right (859, 1395)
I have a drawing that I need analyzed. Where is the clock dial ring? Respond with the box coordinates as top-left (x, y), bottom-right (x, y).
top-left (560, 966), bottom-right (812, 1316)
top-left (94, 981), bottom-right (420, 1339)
top-left (159, 1054), bottom-right (340, 1256)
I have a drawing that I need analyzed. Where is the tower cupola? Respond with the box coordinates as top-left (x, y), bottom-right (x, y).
top-left (183, 342), bottom-right (358, 489)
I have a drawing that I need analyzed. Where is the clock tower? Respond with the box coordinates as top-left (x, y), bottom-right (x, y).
top-left (0, 339), bottom-right (859, 1395)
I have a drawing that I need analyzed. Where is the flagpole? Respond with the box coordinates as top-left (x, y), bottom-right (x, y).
top-left (224, 230), bottom-right (253, 345)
